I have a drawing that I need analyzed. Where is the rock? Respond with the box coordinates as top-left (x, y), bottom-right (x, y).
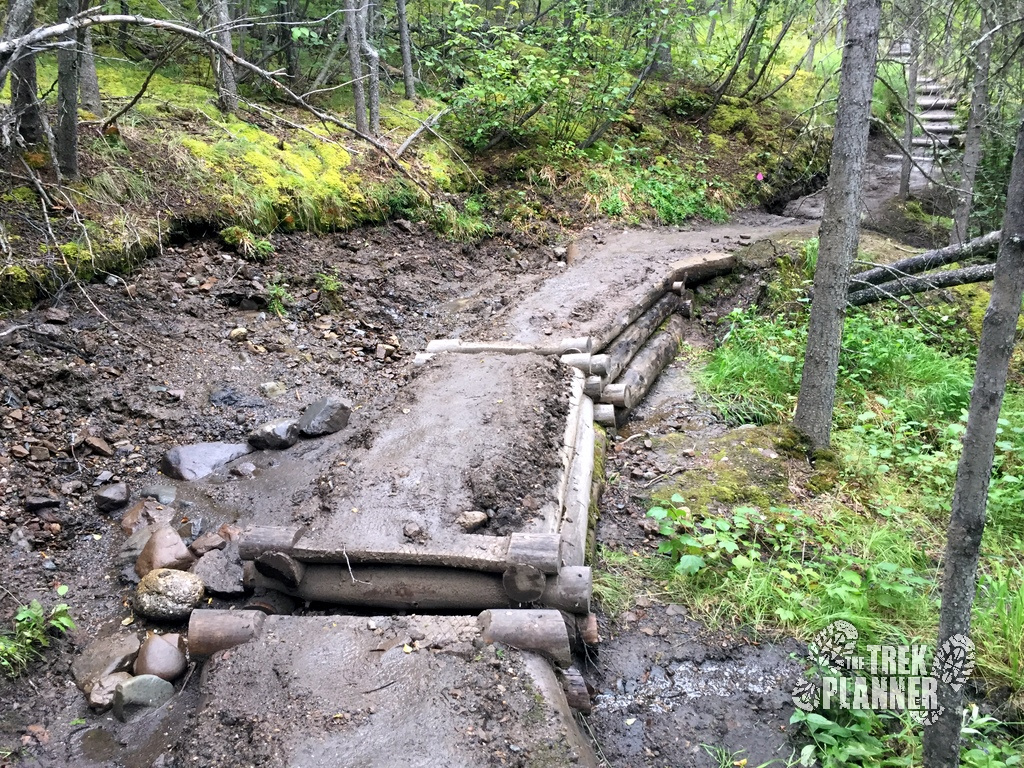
top-left (93, 470), bottom-right (115, 486)
top-left (113, 674), bottom-right (175, 722)
top-left (43, 307), bottom-right (70, 324)
top-left (217, 523), bottom-right (243, 542)
top-left (552, 246), bottom-right (567, 258)
top-left (403, 522), bottom-right (428, 543)
top-left (10, 445), bottom-right (29, 459)
top-left (248, 418), bottom-right (300, 450)
top-left (135, 526), bottom-right (195, 577)
top-left (189, 530), bottom-right (227, 556)
top-left (228, 327), bottom-right (249, 342)
top-left (121, 499), bottom-right (175, 535)
top-left (457, 510), bottom-right (489, 532)
top-left (297, 397), bottom-right (351, 437)
top-left (394, 218), bottom-right (414, 234)
top-left (87, 672), bottom-right (133, 712)
top-left (140, 485), bottom-right (176, 505)
top-left (72, 633), bottom-right (141, 693)
top-left (28, 446), bottom-right (50, 461)
top-left (191, 545), bottom-right (245, 597)
top-left (95, 483), bottom-right (129, 512)
top-left (259, 381), bottom-right (287, 398)
top-left (24, 496), bottom-right (59, 513)
top-left (134, 569), bottom-right (204, 621)
top-left (119, 525), bottom-right (153, 564)
top-left (133, 633), bottom-right (186, 681)
top-left (230, 462), bottom-right (256, 478)
top-left (84, 436), bottom-right (115, 457)
top-left (161, 442), bottom-right (253, 481)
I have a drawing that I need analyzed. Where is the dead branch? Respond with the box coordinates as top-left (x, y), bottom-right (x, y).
top-left (848, 230), bottom-right (1001, 289)
top-left (100, 40), bottom-right (183, 132)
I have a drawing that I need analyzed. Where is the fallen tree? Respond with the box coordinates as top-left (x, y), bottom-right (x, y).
top-left (847, 263), bottom-right (996, 306)
top-left (848, 230), bottom-right (1001, 290)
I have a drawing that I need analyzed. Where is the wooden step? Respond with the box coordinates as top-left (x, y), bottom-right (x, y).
top-left (918, 97), bottom-right (958, 109)
top-left (922, 123), bottom-right (956, 135)
top-left (918, 110), bottom-right (956, 121)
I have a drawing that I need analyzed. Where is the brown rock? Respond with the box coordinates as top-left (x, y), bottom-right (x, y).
top-left (120, 500), bottom-right (175, 535)
top-left (84, 436), bottom-right (115, 457)
top-left (72, 634), bottom-right (141, 693)
top-left (11, 445), bottom-right (29, 459)
top-left (135, 525), bottom-right (195, 578)
top-left (88, 672), bottom-right (133, 712)
top-left (189, 530), bottom-right (227, 556)
top-left (29, 446), bottom-right (50, 461)
top-left (133, 633), bottom-right (186, 681)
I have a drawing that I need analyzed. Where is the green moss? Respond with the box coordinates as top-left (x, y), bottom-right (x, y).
top-left (651, 425), bottom-right (792, 514)
top-left (2, 187), bottom-right (37, 204)
top-left (707, 133), bottom-right (730, 153)
top-left (708, 104), bottom-right (760, 138)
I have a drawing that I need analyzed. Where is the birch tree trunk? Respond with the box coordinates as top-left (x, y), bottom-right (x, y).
top-left (396, 0), bottom-right (415, 99)
top-left (56, 0), bottom-right (81, 179)
top-left (923, 112), bottom-right (1024, 768)
top-left (792, 0), bottom-right (881, 449)
top-left (199, 0), bottom-right (238, 112)
top-left (357, 4), bottom-right (380, 135)
top-left (3, 0), bottom-right (41, 144)
top-left (950, 4), bottom-right (993, 246)
top-left (79, 28), bottom-right (103, 116)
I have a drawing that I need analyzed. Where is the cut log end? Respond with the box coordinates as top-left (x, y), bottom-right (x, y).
top-left (188, 609), bottom-right (266, 657)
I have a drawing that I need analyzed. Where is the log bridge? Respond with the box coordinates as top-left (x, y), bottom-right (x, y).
top-left (193, 250), bottom-right (736, 720)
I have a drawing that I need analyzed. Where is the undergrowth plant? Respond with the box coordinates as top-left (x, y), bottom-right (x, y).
top-left (0, 586), bottom-right (75, 678)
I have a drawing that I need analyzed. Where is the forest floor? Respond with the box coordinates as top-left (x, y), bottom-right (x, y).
top-left (0, 145), bottom-right (948, 767)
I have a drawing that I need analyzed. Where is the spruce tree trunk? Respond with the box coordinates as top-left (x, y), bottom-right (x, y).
top-left (198, 0), bottom-right (238, 112)
top-left (55, 0), bottom-right (81, 179)
top-left (923, 112), bottom-right (1024, 768)
top-left (950, 4), bottom-right (993, 246)
top-left (278, 0), bottom-right (300, 84)
top-left (396, 0), bottom-right (415, 99)
top-left (79, 28), bottom-right (103, 116)
top-left (793, 0), bottom-right (881, 449)
top-left (357, 7), bottom-right (380, 135)
top-left (345, 0), bottom-right (368, 135)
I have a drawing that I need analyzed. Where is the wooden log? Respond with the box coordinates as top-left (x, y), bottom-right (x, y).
top-left (592, 280), bottom-right (671, 352)
top-left (253, 565), bottom-right (512, 612)
top-left (848, 230), bottom-right (1001, 289)
top-left (588, 292), bottom-right (680, 396)
top-left (506, 532), bottom-right (562, 574)
top-left (668, 254), bottom-right (738, 287)
top-left (559, 353), bottom-right (610, 375)
top-left (585, 427), bottom-right (607, 564)
top-left (187, 609), bottom-right (265, 657)
top-left (503, 563), bottom-right (547, 603)
top-left (600, 315), bottom-right (686, 411)
top-left (560, 667), bottom-right (592, 713)
top-left (560, 397), bottom-right (594, 568)
top-left (254, 551), bottom-right (307, 588)
top-left (593, 403), bottom-right (616, 426)
top-left (555, 371), bottom-right (585, 534)
top-left (244, 588), bottom-right (298, 615)
top-left (425, 337), bottom-right (592, 356)
top-left (543, 566), bottom-right (592, 614)
top-left (238, 526), bottom-right (303, 561)
top-left (413, 352), bottom-right (434, 366)
top-left (583, 374), bottom-right (604, 399)
top-left (671, 281), bottom-right (685, 293)
top-left (478, 609), bottom-right (572, 668)
top-left (848, 263), bottom-right (997, 306)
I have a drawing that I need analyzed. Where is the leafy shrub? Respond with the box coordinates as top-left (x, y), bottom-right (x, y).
top-left (219, 226), bottom-right (274, 262)
top-left (0, 586), bottom-right (75, 678)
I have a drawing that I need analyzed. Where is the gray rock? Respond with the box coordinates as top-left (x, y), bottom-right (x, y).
top-left (25, 496), bottom-right (59, 513)
top-left (135, 525), bottom-right (195, 577)
top-left (230, 462), bottom-right (256, 478)
top-left (87, 671), bottom-right (133, 712)
top-left (248, 418), bottom-right (300, 450)
top-left (133, 633), bottom-right (186, 681)
top-left (259, 381), bottom-right (287, 398)
top-left (191, 544), bottom-right (245, 597)
top-left (95, 482), bottom-right (129, 512)
top-left (113, 674), bottom-right (175, 722)
top-left (140, 485), bottom-right (176, 505)
top-left (119, 525), bottom-right (154, 564)
top-left (161, 442), bottom-right (253, 481)
top-left (297, 397), bottom-right (352, 437)
top-left (72, 633), bottom-right (141, 693)
top-left (134, 568), bottom-right (204, 621)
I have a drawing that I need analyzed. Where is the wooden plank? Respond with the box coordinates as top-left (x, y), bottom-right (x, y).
top-left (559, 397), bottom-right (595, 567)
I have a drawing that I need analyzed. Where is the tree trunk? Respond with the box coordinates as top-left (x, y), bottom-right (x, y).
top-left (357, 5), bottom-right (380, 135)
top-left (278, 0), bottom-right (300, 84)
top-left (950, 4), bottom-right (993, 246)
top-left (79, 28), bottom-right (103, 116)
top-left (792, 0), bottom-right (881, 449)
top-left (345, 0), bottom-right (368, 135)
top-left (396, 0), bottom-right (415, 99)
top-left (899, 0), bottom-right (920, 201)
top-left (849, 230), bottom-right (1001, 288)
top-left (308, 24), bottom-right (346, 94)
top-left (923, 113), bottom-right (1024, 768)
top-left (199, 0), bottom-right (239, 112)
top-left (4, 0), bottom-right (41, 144)
top-left (56, 0), bottom-right (81, 179)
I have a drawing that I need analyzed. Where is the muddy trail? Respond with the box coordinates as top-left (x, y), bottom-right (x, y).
top-left (0, 147), bottom-right (918, 767)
